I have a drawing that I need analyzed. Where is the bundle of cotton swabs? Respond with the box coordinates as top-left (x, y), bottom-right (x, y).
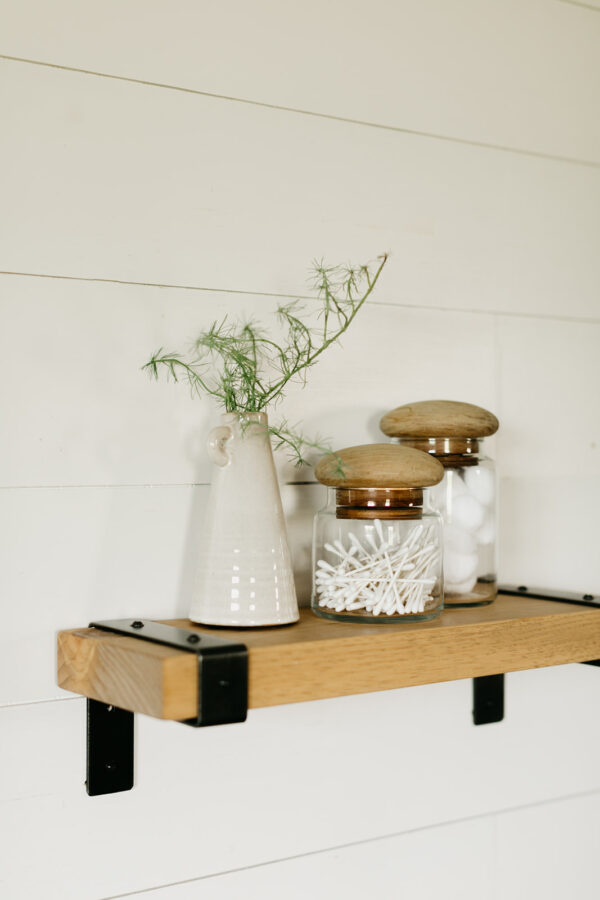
top-left (315, 521), bottom-right (440, 616)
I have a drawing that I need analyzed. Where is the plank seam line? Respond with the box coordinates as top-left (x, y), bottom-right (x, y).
top-left (1, 53), bottom-right (599, 170)
top-left (556, 0), bottom-right (600, 11)
top-left (2, 270), bottom-right (599, 326)
top-left (0, 695), bottom-right (81, 711)
top-left (99, 784), bottom-right (600, 899)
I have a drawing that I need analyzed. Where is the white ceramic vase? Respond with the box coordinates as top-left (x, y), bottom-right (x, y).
top-left (189, 411), bottom-right (299, 627)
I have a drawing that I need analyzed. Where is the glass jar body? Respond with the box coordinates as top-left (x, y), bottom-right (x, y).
top-left (414, 441), bottom-right (497, 607)
top-left (311, 490), bottom-right (443, 623)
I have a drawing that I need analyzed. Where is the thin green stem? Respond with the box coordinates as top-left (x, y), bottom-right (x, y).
top-left (260, 253), bottom-right (387, 406)
top-left (143, 253), bottom-right (389, 463)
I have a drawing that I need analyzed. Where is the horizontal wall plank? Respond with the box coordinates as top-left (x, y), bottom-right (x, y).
top-left (496, 792), bottom-right (600, 899)
top-left (499, 476), bottom-right (600, 595)
top-left (0, 483), bottom-right (320, 707)
top-left (2, 0), bottom-right (600, 163)
top-left (3, 668), bottom-right (600, 899)
top-left (0, 274), bottom-right (496, 487)
top-left (132, 790), bottom-right (600, 900)
top-left (496, 317), bottom-right (600, 479)
top-left (122, 816), bottom-right (496, 900)
top-left (1, 63), bottom-right (599, 320)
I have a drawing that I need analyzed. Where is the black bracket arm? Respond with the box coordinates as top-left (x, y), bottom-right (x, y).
top-left (498, 584), bottom-right (597, 608)
top-left (472, 674), bottom-right (504, 725)
top-left (471, 585), bottom-right (600, 727)
top-left (85, 619), bottom-right (248, 796)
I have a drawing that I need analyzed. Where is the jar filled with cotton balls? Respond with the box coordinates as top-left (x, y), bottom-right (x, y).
top-left (380, 401), bottom-right (499, 607)
top-left (311, 444), bottom-right (444, 622)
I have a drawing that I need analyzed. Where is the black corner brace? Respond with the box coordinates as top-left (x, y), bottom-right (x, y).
top-left (85, 619), bottom-right (248, 796)
top-left (473, 674), bottom-right (504, 725)
top-left (86, 700), bottom-right (134, 796)
top-left (498, 584), bottom-right (598, 608)
top-left (476, 585), bottom-right (600, 726)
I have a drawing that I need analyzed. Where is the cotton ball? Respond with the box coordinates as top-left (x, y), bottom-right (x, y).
top-left (451, 494), bottom-right (485, 532)
top-left (445, 575), bottom-right (478, 595)
top-left (464, 466), bottom-right (495, 506)
top-left (444, 550), bottom-right (478, 584)
top-left (478, 513), bottom-right (496, 545)
top-left (444, 523), bottom-right (476, 555)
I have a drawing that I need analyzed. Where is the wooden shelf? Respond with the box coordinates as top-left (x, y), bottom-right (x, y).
top-left (57, 594), bottom-right (600, 720)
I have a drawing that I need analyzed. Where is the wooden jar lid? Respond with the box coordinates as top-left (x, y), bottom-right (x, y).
top-left (380, 400), bottom-right (499, 439)
top-left (315, 443), bottom-right (444, 489)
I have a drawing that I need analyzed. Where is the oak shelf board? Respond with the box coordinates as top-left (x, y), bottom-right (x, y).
top-left (57, 594), bottom-right (600, 721)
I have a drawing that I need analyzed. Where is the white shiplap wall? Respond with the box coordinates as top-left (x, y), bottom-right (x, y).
top-left (1, 1), bottom-right (599, 897)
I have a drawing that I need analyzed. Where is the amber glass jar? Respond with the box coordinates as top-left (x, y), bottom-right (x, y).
top-left (311, 444), bottom-right (444, 622)
top-left (381, 401), bottom-right (499, 607)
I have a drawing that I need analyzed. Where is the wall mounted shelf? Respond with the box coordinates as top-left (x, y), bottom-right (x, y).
top-left (58, 594), bottom-right (600, 717)
top-left (57, 593), bottom-right (600, 795)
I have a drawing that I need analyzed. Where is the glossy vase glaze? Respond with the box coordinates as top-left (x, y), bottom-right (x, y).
top-left (189, 412), bottom-right (299, 627)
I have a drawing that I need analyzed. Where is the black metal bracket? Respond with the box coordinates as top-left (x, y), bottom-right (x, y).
top-left (87, 700), bottom-right (134, 796)
top-left (84, 588), bottom-right (600, 789)
top-left (473, 674), bottom-right (504, 725)
top-left (498, 583), bottom-right (597, 608)
top-left (471, 586), bottom-right (600, 726)
top-left (85, 619), bottom-right (248, 796)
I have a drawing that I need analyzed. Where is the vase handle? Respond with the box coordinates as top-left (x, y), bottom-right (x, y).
top-left (207, 425), bottom-right (233, 467)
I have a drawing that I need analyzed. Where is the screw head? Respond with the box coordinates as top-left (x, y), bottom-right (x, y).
top-left (131, 620), bottom-right (144, 629)
top-left (187, 634), bottom-right (200, 644)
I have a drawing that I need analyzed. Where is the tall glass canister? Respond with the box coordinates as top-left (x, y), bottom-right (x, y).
top-left (311, 444), bottom-right (445, 622)
top-left (380, 401), bottom-right (499, 607)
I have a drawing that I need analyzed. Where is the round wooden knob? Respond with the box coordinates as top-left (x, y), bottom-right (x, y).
top-left (315, 443), bottom-right (444, 488)
top-left (380, 400), bottom-right (499, 439)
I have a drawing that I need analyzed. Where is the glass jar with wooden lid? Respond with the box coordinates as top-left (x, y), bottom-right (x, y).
top-left (311, 444), bottom-right (444, 623)
top-left (380, 400), bottom-right (499, 607)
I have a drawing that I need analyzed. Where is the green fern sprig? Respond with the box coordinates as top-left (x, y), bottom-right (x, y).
top-left (143, 253), bottom-right (388, 464)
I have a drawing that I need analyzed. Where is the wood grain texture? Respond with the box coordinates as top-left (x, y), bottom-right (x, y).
top-left (380, 400), bottom-right (499, 438)
top-left (57, 595), bottom-right (600, 719)
top-left (315, 443), bottom-right (444, 488)
top-left (57, 628), bottom-right (197, 719)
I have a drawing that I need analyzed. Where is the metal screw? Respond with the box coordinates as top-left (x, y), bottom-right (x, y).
top-left (583, 594), bottom-right (594, 601)
top-left (187, 634), bottom-right (200, 644)
top-left (105, 762), bottom-right (116, 772)
top-left (517, 586), bottom-right (528, 592)
top-left (131, 620), bottom-right (144, 629)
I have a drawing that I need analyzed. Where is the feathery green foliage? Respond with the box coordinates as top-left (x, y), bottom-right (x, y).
top-left (143, 254), bottom-right (388, 465)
